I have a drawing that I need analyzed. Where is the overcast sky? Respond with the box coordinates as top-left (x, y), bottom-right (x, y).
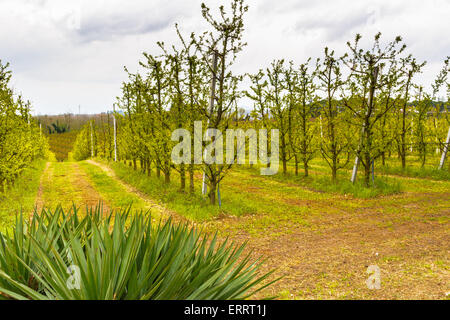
top-left (1, 0), bottom-right (449, 115)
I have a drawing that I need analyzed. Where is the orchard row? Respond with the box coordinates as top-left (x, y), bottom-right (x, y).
top-left (73, 0), bottom-right (450, 204)
top-left (0, 60), bottom-right (48, 193)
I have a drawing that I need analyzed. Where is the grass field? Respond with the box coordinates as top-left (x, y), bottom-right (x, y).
top-left (0, 156), bottom-right (449, 299)
top-left (0, 159), bottom-right (47, 232)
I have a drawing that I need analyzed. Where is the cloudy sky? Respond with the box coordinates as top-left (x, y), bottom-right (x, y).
top-left (1, 0), bottom-right (449, 115)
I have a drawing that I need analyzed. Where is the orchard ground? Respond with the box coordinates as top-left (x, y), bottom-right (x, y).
top-left (1, 156), bottom-right (448, 300)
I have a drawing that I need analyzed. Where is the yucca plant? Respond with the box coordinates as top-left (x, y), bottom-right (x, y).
top-left (0, 205), bottom-right (275, 300)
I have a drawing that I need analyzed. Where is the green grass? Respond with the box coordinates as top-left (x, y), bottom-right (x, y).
top-left (101, 158), bottom-right (403, 229)
top-left (39, 162), bottom-right (82, 210)
top-left (243, 165), bottom-right (402, 199)
top-left (312, 175), bottom-right (402, 198)
top-left (283, 154), bottom-right (450, 182)
top-left (0, 159), bottom-right (47, 232)
top-left (101, 161), bottom-right (316, 235)
top-left (379, 163), bottom-right (450, 181)
top-left (104, 160), bottom-right (256, 221)
top-left (78, 161), bottom-right (152, 213)
top-left (98, 156), bottom-right (447, 239)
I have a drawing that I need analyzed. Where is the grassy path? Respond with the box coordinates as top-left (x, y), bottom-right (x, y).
top-left (34, 160), bottom-right (174, 223)
top-left (35, 160), bottom-right (182, 220)
top-left (36, 161), bottom-right (110, 213)
top-left (81, 160), bottom-right (180, 222)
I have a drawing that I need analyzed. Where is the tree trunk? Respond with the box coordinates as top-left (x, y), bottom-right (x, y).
top-left (147, 159), bottom-right (152, 176)
top-left (401, 149), bottom-right (406, 169)
top-left (189, 163), bottom-right (194, 194)
top-left (180, 163), bottom-right (186, 191)
top-left (281, 136), bottom-right (287, 174)
top-left (332, 167), bottom-right (337, 182)
top-left (208, 181), bottom-right (217, 205)
top-left (364, 157), bottom-right (371, 187)
top-left (303, 159), bottom-right (309, 177)
top-left (164, 172), bottom-right (170, 184)
top-left (156, 160), bottom-right (161, 178)
top-left (401, 71), bottom-right (412, 170)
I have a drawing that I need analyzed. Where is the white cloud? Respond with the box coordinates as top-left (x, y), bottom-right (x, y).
top-left (0, 0), bottom-right (449, 114)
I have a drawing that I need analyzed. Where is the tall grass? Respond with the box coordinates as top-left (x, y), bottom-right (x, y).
top-left (243, 166), bottom-right (402, 199)
top-left (0, 159), bottom-right (47, 232)
top-left (0, 205), bottom-right (275, 300)
top-left (379, 164), bottom-right (450, 181)
top-left (311, 176), bottom-right (402, 198)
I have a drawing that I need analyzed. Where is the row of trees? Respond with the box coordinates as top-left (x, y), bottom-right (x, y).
top-left (92, 0), bottom-right (247, 204)
top-left (73, 0), bottom-right (450, 204)
top-left (72, 112), bottom-right (115, 161)
top-left (0, 60), bottom-right (49, 192)
top-left (247, 36), bottom-right (449, 185)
